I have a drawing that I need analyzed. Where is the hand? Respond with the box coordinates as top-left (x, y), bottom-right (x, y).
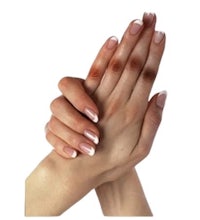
top-left (46, 13), bottom-right (166, 181)
top-left (45, 36), bottom-right (118, 158)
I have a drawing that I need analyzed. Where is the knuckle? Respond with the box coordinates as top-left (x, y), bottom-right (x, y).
top-left (48, 116), bottom-right (58, 132)
top-left (45, 129), bottom-right (56, 147)
top-left (50, 97), bottom-right (63, 114)
top-left (127, 55), bottom-right (144, 72)
top-left (109, 58), bottom-right (123, 73)
top-left (137, 145), bottom-right (151, 159)
top-left (88, 66), bottom-right (101, 79)
top-left (142, 67), bottom-right (157, 82)
top-left (45, 130), bottom-right (51, 142)
top-left (58, 76), bottom-right (72, 91)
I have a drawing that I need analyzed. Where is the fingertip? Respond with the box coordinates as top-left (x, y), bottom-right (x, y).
top-left (84, 129), bottom-right (99, 145)
top-left (106, 36), bottom-right (118, 50)
top-left (156, 90), bottom-right (167, 109)
top-left (154, 31), bottom-right (165, 44)
top-left (143, 12), bottom-right (156, 26)
top-left (63, 146), bottom-right (77, 158)
top-left (79, 143), bottom-right (96, 157)
top-left (84, 107), bottom-right (99, 123)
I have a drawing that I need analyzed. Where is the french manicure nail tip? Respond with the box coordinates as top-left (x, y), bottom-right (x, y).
top-left (143, 12), bottom-right (155, 25)
top-left (80, 143), bottom-right (95, 156)
top-left (134, 19), bottom-right (143, 25)
top-left (84, 108), bottom-right (99, 123)
top-left (157, 91), bottom-right (167, 108)
top-left (154, 31), bottom-right (165, 44)
top-left (84, 130), bottom-right (99, 145)
top-left (63, 147), bottom-right (77, 158)
top-left (144, 12), bottom-right (155, 17)
top-left (71, 151), bottom-right (77, 158)
top-left (88, 147), bottom-right (95, 156)
top-left (107, 36), bottom-right (118, 49)
top-left (93, 136), bottom-right (99, 145)
top-left (130, 19), bottom-right (143, 35)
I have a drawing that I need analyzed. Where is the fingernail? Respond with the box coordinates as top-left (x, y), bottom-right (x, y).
top-left (107, 36), bottom-right (118, 49)
top-left (156, 91), bottom-right (167, 109)
top-left (79, 143), bottom-right (95, 156)
top-left (84, 108), bottom-right (99, 123)
top-left (130, 19), bottom-right (143, 35)
top-left (143, 12), bottom-right (155, 26)
top-left (154, 31), bottom-right (165, 44)
top-left (84, 130), bottom-right (99, 144)
top-left (63, 147), bottom-right (77, 158)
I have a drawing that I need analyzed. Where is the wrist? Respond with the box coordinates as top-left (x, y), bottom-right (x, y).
top-left (96, 168), bottom-right (133, 216)
top-left (96, 168), bottom-right (152, 216)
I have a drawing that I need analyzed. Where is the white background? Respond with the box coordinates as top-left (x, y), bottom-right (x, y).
top-left (0, 0), bottom-right (200, 219)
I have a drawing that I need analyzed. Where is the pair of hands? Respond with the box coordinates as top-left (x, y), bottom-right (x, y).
top-left (25, 13), bottom-right (167, 216)
top-left (46, 12), bottom-right (166, 181)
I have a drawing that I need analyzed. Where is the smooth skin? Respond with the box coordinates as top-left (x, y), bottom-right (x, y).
top-left (25, 13), bottom-right (166, 216)
top-left (46, 13), bottom-right (166, 216)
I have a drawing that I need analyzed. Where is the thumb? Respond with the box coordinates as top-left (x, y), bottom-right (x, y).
top-left (133, 91), bottom-right (167, 164)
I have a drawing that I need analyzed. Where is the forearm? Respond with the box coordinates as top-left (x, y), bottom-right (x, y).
top-left (25, 150), bottom-right (104, 216)
top-left (96, 167), bottom-right (152, 216)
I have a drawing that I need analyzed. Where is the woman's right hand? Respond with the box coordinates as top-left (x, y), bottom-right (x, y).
top-left (46, 36), bottom-right (119, 158)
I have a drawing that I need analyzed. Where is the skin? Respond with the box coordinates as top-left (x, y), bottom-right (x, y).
top-left (25, 13), bottom-right (166, 216)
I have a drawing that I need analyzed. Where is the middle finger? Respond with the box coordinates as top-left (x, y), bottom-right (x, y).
top-left (94, 18), bottom-right (144, 101)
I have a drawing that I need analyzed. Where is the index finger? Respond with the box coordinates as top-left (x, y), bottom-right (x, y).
top-left (84, 36), bottom-right (118, 94)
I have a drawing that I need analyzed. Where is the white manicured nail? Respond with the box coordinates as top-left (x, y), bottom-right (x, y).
top-left (79, 143), bottom-right (95, 156)
top-left (157, 91), bottom-right (167, 108)
top-left (84, 108), bottom-right (99, 123)
top-left (84, 130), bottom-right (99, 144)
top-left (130, 19), bottom-right (143, 35)
top-left (63, 147), bottom-right (77, 158)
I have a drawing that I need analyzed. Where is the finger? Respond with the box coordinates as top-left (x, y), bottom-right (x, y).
top-left (129, 31), bottom-right (166, 112)
top-left (112, 13), bottom-right (156, 103)
top-left (84, 36), bottom-right (118, 94)
top-left (131, 91), bottom-right (167, 164)
top-left (46, 127), bottom-right (77, 159)
top-left (94, 19), bottom-right (144, 100)
top-left (47, 116), bottom-right (96, 156)
top-left (50, 96), bottom-right (100, 140)
top-left (58, 78), bottom-right (99, 122)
